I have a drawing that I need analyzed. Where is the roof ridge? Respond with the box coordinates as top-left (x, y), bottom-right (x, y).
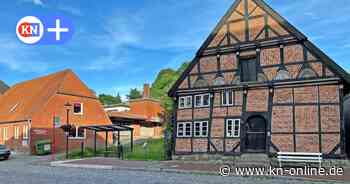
top-left (11, 69), bottom-right (71, 88)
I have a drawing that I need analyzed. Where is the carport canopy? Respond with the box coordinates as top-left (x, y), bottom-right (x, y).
top-left (80, 124), bottom-right (134, 156)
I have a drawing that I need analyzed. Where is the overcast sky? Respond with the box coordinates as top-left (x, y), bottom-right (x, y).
top-left (2, 0), bottom-right (350, 98)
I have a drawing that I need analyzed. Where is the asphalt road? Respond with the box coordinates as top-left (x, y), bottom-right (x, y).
top-left (0, 155), bottom-right (345, 184)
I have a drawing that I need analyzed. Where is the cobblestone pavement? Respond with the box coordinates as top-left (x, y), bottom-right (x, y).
top-left (0, 155), bottom-right (346, 184)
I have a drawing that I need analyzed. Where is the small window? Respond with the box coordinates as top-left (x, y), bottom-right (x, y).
top-left (2, 128), bottom-right (8, 141)
top-left (73, 103), bottom-right (83, 115)
top-left (274, 70), bottom-right (291, 80)
top-left (240, 57), bottom-right (257, 82)
top-left (9, 103), bottom-right (19, 113)
top-left (69, 126), bottom-right (85, 139)
top-left (23, 125), bottom-right (29, 140)
top-left (177, 122), bottom-right (192, 137)
top-left (14, 127), bottom-right (20, 139)
top-left (213, 76), bottom-right (225, 86)
top-left (178, 96), bottom-right (192, 109)
top-left (298, 68), bottom-right (317, 79)
top-left (194, 94), bottom-right (210, 107)
top-left (226, 119), bottom-right (240, 137)
top-left (194, 121), bottom-right (208, 137)
top-left (222, 90), bottom-right (234, 106)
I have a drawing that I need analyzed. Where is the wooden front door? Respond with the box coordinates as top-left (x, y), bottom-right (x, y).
top-left (244, 116), bottom-right (267, 152)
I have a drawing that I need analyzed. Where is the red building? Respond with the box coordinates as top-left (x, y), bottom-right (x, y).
top-left (106, 84), bottom-right (164, 139)
top-left (0, 69), bottom-right (112, 154)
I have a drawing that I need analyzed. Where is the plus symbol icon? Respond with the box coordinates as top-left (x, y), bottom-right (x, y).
top-left (47, 19), bottom-right (69, 41)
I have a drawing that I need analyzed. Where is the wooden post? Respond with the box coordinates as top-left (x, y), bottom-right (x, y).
top-left (105, 131), bottom-right (108, 157)
top-left (80, 142), bottom-right (84, 158)
top-left (94, 131), bottom-right (97, 156)
top-left (130, 129), bottom-right (133, 152)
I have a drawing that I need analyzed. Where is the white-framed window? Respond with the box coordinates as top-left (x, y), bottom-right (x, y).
top-left (2, 127), bottom-right (8, 141)
top-left (69, 126), bottom-right (85, 139)
top-left (222, 90), bottom-right (234, 106)
top-left (73, 103), bottom-right (83, 115)
top-left (177, 122), bottom-right (192, 137)
top-left (194, 94), bottom-right (210, 107)
top-left (226, 119), bottom-right (240, 137)
top-left (23, 125), bottom-right (29, 140)
top-left (194, 121), bottom-right (208, 137)
top-left (178, 96), bottom-right (192, 109)
top-left (14, 126), bottom-right (20, 139)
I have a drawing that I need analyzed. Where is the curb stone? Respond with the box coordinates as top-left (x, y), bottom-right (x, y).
top-left (49, 160), bottom-right (348, 183)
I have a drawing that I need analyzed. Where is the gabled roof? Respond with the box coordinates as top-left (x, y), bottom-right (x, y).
top-left (0, 81), bottom-right (9, 94)
top-left (168, 0), bottom-right (350, 97)
top-left (0, 69), bottom-right (97, 123)
top-left (107, 111), bottom-right (147, 121)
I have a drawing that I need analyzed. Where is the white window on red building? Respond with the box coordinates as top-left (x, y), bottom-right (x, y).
top-left (23, 125), bottom-right (29, 140)
top-left (69, 126), bottom-right (85, 139)
top-left (194, 121), bottom-right (208, 137)
top-left (3, 128), bottom-right (8, 141)
top-left (73, 103), bottom-right (83, 115)
top-left (177, 122), bottom-right (192, 137)
top-left (14, 126), bottom-right (20, 139)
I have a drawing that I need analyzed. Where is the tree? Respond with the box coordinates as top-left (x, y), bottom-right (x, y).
top-left (115, 93), bottom-right (122, 103)
top-left (98, 94), bottom-right (122, 105)
top-left (151, 62), bottom-right (189, 111)
top-left (150, 62), bottom-right (189, 159)
top-left (127, 88), bottom-right (142, 100)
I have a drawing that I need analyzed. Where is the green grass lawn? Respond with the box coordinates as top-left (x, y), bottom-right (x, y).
top-left (124, 138), bottom-right (165, 161)
top-left (65, 138), bottom-right (165, 161)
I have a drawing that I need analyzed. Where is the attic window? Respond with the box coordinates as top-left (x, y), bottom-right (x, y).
top-left (9, 103), bottom-right (19, 113)
top-left (73, 103), bottom-right (83, 115)
top-left (240, 57), bottom-right (257, 82)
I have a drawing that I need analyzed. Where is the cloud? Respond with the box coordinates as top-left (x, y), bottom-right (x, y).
top-left (0, 36), bottom-right (50, 73)
top-left (82, 55), bottom-right (128, 71)
top-left (20, 0), bottom-right (44, 7)
top-left (57, 5), bottom-right (83, 16)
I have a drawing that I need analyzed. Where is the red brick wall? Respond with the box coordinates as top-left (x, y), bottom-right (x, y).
top-left (193, 139), bottom-right (208, 152)
top-left (271, 84), bottom-right (341, 154)
top-left (272, 135), bottom-right (294, 152)
top-left (271, 106), bottom-right (293, 133)
top-left (175, 139), bottom-right (191, 152)
top-left (246, 89), bottom-right (268, 112)
top-left (211, 118), bottom-right (225, 137)
top-left (0, 122), bottom-right (30, 153)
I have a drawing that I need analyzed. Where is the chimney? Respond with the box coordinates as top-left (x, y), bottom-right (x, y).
top-left (143, 83), bottom-right (150, 99)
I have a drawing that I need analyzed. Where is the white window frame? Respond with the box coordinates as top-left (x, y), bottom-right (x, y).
top-left (23, 125), bottom-right (29, 140)
top-left (194, 93), bottom-right (210, 107)
top-left (14, 126), bottom-right (20, 139)
top-left (226, 119), bottom-right (240, 138)
top-left (3, 127), bottom-right (8, 141)
top-left (68, 126), bottom-right (86, 139)
top-left (177, 122), bottom-right (192, 137)
top-left (194, 121), bottom-right (208, 137)
top-left (73, 103), bottom-right (84, 115)
top-left (178, 96), bottom-right (192, 109)
top-left (222, 90), bottom-right (234, 106)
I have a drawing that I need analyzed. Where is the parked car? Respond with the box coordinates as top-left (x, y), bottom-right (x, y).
top-left (0, 145), bottom-right (10, 160)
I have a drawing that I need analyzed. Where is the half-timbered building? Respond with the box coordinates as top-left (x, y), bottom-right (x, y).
top-left (168, 0), bottom-right (350, 158)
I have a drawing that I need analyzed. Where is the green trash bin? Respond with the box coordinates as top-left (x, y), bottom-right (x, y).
top-left (35, 140), bottom-right (52, 155)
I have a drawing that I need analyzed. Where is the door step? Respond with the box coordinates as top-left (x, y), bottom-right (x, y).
top-left (234, 154), bottom-right (270, 167)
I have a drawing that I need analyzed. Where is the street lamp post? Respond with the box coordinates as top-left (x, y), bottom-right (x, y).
top-left (64, 102), bottom-right (72, 159)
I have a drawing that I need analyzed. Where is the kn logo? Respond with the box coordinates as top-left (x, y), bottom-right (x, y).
top-left (16, 16), bottom-right (44, 44)
top-left (16, 15), bottom-right (74, 45)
